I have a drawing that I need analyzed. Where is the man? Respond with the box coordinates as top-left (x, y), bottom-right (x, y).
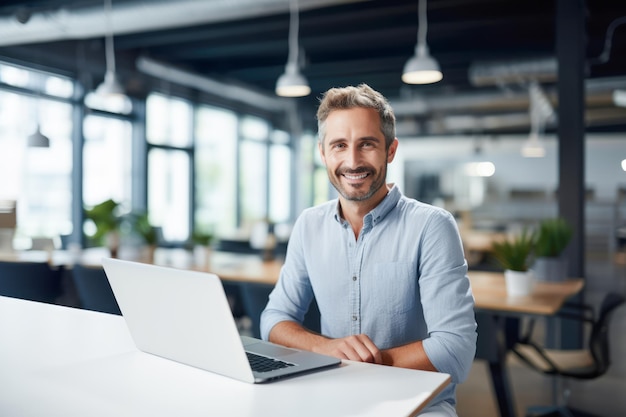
top-left (261, 84), bottom-right (476, 416)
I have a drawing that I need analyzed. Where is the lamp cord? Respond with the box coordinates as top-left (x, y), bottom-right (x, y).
top-left (590, 15), bottom-right (626, 65)
top-left (417, 0), bottom-right (428, 52)
top-left (287, 0), bottom-right (300, 67)
top-left (104, 0), bottom-right (116, 75)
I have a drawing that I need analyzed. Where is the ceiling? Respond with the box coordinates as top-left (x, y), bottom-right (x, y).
top-left (0, 0), bottom-right (626, 134)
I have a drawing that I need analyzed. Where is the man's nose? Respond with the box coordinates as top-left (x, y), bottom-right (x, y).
top-left (344, 146), bottom-right (362, 169)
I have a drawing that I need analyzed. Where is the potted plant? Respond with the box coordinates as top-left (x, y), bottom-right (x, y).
top-left (122, 211), bottom-right (159, 262)
top-left (191, 229), bottom-right (214, 269)
top-left (491, 228), bottom-right (536, 296)
top-left (84, 199), bottom-right (121, 256)
top-left (532, 217), bottom-right (572, 282)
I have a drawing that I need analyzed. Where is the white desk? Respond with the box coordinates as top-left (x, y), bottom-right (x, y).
top-left (0, 296), bottom-right (450, 417)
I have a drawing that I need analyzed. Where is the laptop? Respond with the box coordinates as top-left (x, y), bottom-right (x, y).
top-left (101, 258), bottom-right (340, 383)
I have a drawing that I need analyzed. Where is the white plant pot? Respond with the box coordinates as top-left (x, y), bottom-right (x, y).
top-left (193, 245), bottom-right (212, 269)
top-left (504, 269), bottom-right (535, 297)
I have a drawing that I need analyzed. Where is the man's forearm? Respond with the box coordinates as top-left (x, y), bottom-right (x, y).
top-left (268, 320), bottom-right (329, 352)
top-left (381, 340), bottom-right (438, 371)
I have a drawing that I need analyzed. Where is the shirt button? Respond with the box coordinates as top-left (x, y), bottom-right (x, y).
top-left (352, 276), bottom-right (357, 281)
top-left (352, 315), bottom-right (358, 321)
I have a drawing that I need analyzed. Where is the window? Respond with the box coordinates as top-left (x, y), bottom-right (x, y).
top-left (195, 106), bottom-right (237, 236)
top-left (0, 64), bottom-right (74, 247)
top-left (239, 116), bottom-right (270, 228)
top-left (146, 93), bottom-right (192, 147)
top-left (148, 148), bottom-right (190, 241)
top-left (269, 130), bottom-right (291, 223)
top-left (146, 93), bottom-right (192, 242)
top-left (83, 115), bottom-right (133, 208)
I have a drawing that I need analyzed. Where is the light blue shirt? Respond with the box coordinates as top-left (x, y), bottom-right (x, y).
top-left (261, 185), bottom-right (477, 407)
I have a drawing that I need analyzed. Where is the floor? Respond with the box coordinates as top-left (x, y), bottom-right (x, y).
top-left (457, 250), bottom-right (626, 417)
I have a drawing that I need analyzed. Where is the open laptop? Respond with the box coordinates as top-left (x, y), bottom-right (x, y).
top-left (101, 258), bottom-right (340, 383)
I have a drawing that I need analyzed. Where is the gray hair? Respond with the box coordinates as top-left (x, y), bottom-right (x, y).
top-left (316, 83), bottom-right (396, 149)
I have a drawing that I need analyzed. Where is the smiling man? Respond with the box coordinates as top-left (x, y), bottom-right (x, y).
top-left (261, 84), bottom-right (476, 417)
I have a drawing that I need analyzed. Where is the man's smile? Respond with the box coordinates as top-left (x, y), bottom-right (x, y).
top-left (343, 172), bottom-right (369, 181)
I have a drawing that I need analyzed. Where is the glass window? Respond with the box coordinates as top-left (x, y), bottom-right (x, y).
top-left (44, 75), bottom-right (74, 99)
top-left (146, 93), bottom-right (192, 147)
top-left (148, 148), bottom-right (190, 241)
top-left (241, 115), bottom-right (269, 142)
top-left (0, 62), bottom-right (74, 99)
top-left (0, 63), bottom-right (29, 88)
top-left (0, 90), bottom-right (72, 245)
top-left (240, 140), bottom-right (267, 226)
top-left (195, 106), bottom-right (237, 236)
top-left (269, 142), bottom-right (291, 223)
top-left (83, 115), bottom-right (133, 208)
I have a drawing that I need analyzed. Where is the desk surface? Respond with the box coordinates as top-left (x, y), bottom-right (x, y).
top-left (0, 296), bottom-right (450, 417)
top-left (468, 271), bottom-right (584, 315)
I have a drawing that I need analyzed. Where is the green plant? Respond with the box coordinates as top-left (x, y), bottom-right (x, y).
top-left (125, 212), bottom-right (158, 246)
top-left (84, 200), bottom-right (158, 247)
top-left (192, 230), bottom-right (214, 246)
top-left (535, 217), bottom-right (572, 257)
top-left (491, 228), bottom-right (536, 272)
top-left (83, 199), bottom-right (121, 245)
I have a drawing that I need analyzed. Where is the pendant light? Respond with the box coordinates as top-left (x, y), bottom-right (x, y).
top-left (28, 88), bottom-right (50, 148)
top-left (27, 125), bottom-right (50, 148)
top-left (95, 0), bottom-right (125, 97)
top-left (402, 0), bottom-right (442, 85)
top-left (275, 0), bottom-right (310, 97)
top-left (522, 81), bottom-right (553, 158)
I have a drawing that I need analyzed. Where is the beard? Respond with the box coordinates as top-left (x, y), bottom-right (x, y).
top-left (328, 163), bottom-right (388, 202)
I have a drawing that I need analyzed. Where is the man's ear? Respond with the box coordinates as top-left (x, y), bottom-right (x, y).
top-left (387, 138), bottom-right (399, 163)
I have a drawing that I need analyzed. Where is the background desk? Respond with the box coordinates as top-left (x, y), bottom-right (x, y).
top-left (469, 271), bottom-right (584, 417)
top-left (0, 296), bottom-right (450, 417)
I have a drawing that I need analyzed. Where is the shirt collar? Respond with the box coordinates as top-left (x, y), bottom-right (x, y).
top-left (332, 184), bottom-right (401, 227)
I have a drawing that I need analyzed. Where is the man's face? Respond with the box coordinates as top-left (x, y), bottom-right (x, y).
top-left (319, 107), bottom-right (398, 203)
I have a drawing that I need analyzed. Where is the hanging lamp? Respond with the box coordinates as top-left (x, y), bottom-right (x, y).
top-left (95, 0), bottom-right (125, 97)
top-left (402, 0), bottom-right (442, 85)
top-left (28, 89), bottom-right (50, 148)
top-left (275, 0), bottom-right (310, 97)
top-left (522, 81), bottom-right (553, 158)
top-left (27, 125), bottom-right (50, 148)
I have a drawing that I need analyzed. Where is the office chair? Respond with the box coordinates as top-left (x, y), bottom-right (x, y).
top-left (0, 260), bottom-right (63, 304)
top-left (72, 264), bottom-right (122, 315)
top-left (511, 292), bottom-right (625, 417)
top-left (238, 281), bottom-right (321, 338)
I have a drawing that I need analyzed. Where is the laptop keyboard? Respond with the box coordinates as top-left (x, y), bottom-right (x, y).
top-left (246, 351), bottom-right (295, 373)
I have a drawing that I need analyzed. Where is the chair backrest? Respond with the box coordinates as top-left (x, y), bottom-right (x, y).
top-left (588, 293), bottom-right (625, 377)
top-left (239, 282), bottom-right (320, 338)
top-left (0, 260), bottom-right (62, 304)
top-left (72, 264), bottom-right (121, 315)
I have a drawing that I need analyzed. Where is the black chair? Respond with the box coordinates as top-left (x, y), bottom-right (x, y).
top-left (71, 264), bottom-right (121, 315)
top-left (238, 282), bottom-right (321, 338)
top-left (511, 293), bottom-right (625, 417)
top-left (0, 260), bottom-right (63, 304)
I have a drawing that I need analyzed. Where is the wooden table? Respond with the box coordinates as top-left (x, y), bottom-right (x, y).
top-left (468, 270), bottom-right (585, 417)
top-left (469, 270), bottom-right (584, 315)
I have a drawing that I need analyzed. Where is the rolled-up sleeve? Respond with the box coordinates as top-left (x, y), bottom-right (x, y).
top-left (419, 210), bottom-right (477, 384)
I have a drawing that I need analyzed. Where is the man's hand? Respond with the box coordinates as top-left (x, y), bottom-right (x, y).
top-left (313, 334), bottom-right (383, 364)
top-left (268, 322), bottom-right (383, 364)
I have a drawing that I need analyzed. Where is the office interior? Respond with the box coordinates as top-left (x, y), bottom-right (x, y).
top-left (0, 0), bottom-right (625, 416)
